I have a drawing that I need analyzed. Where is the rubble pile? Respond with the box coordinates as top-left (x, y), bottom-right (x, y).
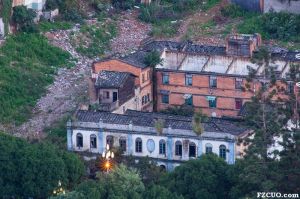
top-left (110, 10), bottom-right (151, 53)
top-left (15, 11), bottom-right (151, 137)
top-left (16, 29), bottom-right (92, 137)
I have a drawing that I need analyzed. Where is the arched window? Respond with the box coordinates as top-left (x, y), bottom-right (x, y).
top-left (175, 141), bottom-right (182, 156)
top-left (159, 165), bottom-right (166, 171)
top-left (189, 142), bottom-right (196, 157)
top-left (90, 134), bottom-right (97, 149)
top-left (106, 135), bottom-right (114, 148)
top-left (159, 140), bottom-right (166, 155)
top-left (119, 137), bottom-right (127, 152)
top-left (205, 143), bottom-right (213, 154)
top-left (219, 145), bottom-right (226, 159)
top-left (76, 133), bottom-right (83, 148)
top-left (135, 138), bottom-right (142, 153)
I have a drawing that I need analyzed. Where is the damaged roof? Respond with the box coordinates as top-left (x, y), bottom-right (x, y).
top-left (95, 70), bottom-right (132, 88)
top-left (142, 40), bottom-right (226, 56)
top-left (75, 110), bottom-right (247, 136)
top-left (118, 50), bottom-right (149, 68)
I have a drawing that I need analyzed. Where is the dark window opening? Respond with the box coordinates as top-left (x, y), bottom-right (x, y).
top-left (175, 141), bottom-right (182, 156)
top-left (159, 140), bottom-right (166, 155)
top-left (189, 142), bottom-right (196, 157)
top-left (135, 138), bottom-right (142, 153)
top-left (219, 145), bottom-right (226, 159)
top-left (106, 135), bottom-right (114, 148)
top-left (113, 92), bottom-right (118, 102)
top-left (235, 78), bottom-right (243, 89)
top-left (76, 133), bottom-right (83, 148)
top-left (162, 94), bottom-right (169, 104)
top-left (235, 98), bottom-right (243, 110)
top-left (119, 138), bottom-right (126, 152)
top-left (185, 74), bottom-right (193, 86)
top-left (90, 134), bottom-right (97, 149)
top-left (162, 73), bottom-right (169, 85)
top-left (209, 76), bottom-right (217, 88)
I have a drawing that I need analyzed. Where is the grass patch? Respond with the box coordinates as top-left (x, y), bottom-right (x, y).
top-left (72, 21), bottom-right (117, 58)
top-left (139, 0), bottom-right (221, 38)
top-left (151, 20), bottom-right (180, 37)
top-left (222, 4), bottom-right (300, 44)
top-left (0, 33), bottom-right (73, 125)
top-left (38, 21), bottom-right (73, 32)
top-left (202, 0), bottom-right (221, 11)
top-left (184, 19), bottom-right (216, 39)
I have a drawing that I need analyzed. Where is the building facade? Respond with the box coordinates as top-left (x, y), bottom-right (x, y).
top-left (67, 110), bottom-right (249, 170)
top-left (91, 51), bottom-right (153, 112)
top-left (91, 34), bottom-right (300, 118)
top-left (145, 36), bottom-right (299, 118)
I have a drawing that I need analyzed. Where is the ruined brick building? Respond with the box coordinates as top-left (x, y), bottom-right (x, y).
top-left (90, 33), bottom-right (300, 118)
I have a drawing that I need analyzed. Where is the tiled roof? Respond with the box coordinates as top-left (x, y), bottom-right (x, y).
top-left (142, 40), bottom-right (226, 56)
top-left (95, 70), bottom-right (131, 88)
top-left (75, 110), bottom-right (247, 136)
top-left (142, 40), bottom-right (300, 62)
top-left (118, 51), bottom-right (149, 69)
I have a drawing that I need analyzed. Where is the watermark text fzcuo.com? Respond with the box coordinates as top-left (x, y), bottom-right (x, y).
top-left (257, 192), bottom-right (299, 198)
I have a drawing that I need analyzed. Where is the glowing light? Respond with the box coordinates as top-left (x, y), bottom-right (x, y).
top-left (105, 161), bottom-right (110, 169)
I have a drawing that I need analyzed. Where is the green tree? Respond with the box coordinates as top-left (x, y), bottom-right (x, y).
top-left (0, 133), bottom-right (84, 198)
top-left (96, 164), bottom-right (145, 199)
top-left (143, 184), bottom-right (184, 199)
top-left (160, 155), bottom-right (233, 199)
top-left (123, 156), bottom-right (165, 186)
top-left (230, 47), bottom-right (293, 198)
top-left (12, 5), bottom-right (36, 31)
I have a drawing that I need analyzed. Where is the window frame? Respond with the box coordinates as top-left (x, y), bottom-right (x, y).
top-left (185, 74), bottom-right (193, 86)
top-left (76, 133), bottom-right (83, 148)
top-left (159, 140), bottom-right (166, 155)
top-left (90, 134), bottom-right (97, 149)
top-left (235, 78), bottom-right (243, 90)
top-left (119, 137), bottom-right (127, 152)
top-left (219, 145), bottom-right (226, 159)
top-left (185, 95), bottom-right (193, 106)
top-left (209, 76), bottom-right (217, 88)
top-left (106, 135), bottom-right (114, 148)
top-left (135, 138), bottom-right (143, 153)
top-left (205, 143), bottom-right (213, 154)
top-left (162, 73), bottom-right (169, 85)
top-left (189, 142), bottom-right (196, 157)
top-left (208, 97), bottom-right (217, 108)
top-left (235, 98), bottom-right (243, 110)
top-left (175, 141), bottom-right (182, 156)
top-left (162, 94), bottom-right (169, 104)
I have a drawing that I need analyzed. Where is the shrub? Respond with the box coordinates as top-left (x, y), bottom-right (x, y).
top-left (221, 4), bottom-right (245, 18)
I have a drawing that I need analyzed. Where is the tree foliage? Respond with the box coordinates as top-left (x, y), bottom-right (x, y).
top-left (160, 155), bottom-right (233, 199)
top-left (12, 5), bottom-right (37, 32)
top-left (0, 133), bottom-right (84, 198)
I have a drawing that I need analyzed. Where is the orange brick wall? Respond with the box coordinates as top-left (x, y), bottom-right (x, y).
top-left (156, 70), bottom-right (290, 118)
top-left (92, 60), bottom-right (153, 111)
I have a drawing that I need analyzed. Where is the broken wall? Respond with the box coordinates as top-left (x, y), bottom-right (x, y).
top-left (264, 0), bottom-right (300, 14)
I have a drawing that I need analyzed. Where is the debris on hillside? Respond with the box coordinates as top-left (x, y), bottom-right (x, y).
top-left (110, 10), bottom-right (151, 54)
